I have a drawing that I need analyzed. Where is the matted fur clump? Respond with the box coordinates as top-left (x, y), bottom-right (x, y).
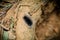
top-left (35, 0), bottom-right (60, 40)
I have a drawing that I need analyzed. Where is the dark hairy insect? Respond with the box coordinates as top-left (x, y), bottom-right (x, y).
top-left (23, 16), bottom-right (33, 26)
